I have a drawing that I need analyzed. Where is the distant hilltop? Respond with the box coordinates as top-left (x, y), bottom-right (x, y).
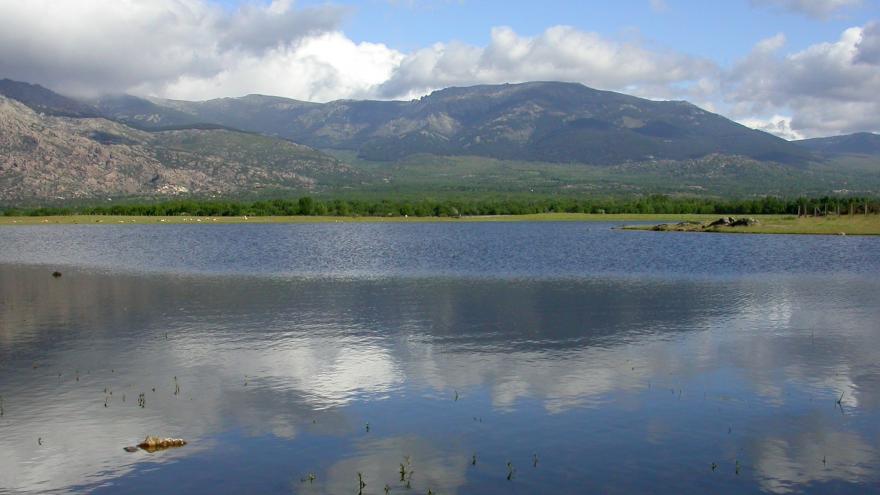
top-left (1, 77), bottom-right (878, 202)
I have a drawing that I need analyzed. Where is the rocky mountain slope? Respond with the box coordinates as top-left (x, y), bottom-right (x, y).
top-left (0, 90), bottom-right (350, 202)
top-left (98, 81), bottom-right (815, 166)
top-left (3, 77), bottom-right (879, 202)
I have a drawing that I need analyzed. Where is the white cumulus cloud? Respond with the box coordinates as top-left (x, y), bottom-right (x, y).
top-left (725, 23), bottom-right (880, 137)
top-left (154, 32), bottom-right (404, 102)
top-left (376, 25), bottom-right (716, 100)
top-left (738, 115), bottom-right (805, 140)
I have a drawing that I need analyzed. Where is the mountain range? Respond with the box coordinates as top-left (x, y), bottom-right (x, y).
top-left (1, 77), bottom-right (878, 203)
top-left (95, 81), bottom-right (817, 166)
top-left (794, 132), bottom-right (880, 156)
top-left (0, 79), bottom-right (351, 202)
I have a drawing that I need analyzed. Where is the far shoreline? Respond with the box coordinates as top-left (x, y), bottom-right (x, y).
top-left (1, 213), bottom-right (878, 235)
top-left (0, 213), bottom-right (753, 225)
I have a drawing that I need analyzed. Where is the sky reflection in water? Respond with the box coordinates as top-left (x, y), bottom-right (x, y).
top-left (0, 224), bottom-right (878, 494)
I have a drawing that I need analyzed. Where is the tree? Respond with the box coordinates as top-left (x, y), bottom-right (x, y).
top-left (298, 197), bottom-right (315, 216)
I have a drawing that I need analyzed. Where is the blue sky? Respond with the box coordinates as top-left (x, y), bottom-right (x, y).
top-left (0, 0), bottom-right (877, 138)
top-left (214, 0), bottom-right (874, 63)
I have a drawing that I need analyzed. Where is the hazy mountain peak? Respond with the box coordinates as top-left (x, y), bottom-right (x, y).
top-left (0, 78), bottom-right (101, 118)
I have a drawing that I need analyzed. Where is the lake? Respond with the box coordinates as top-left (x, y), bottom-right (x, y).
top-left (1, 222), bottom-right (878, 494)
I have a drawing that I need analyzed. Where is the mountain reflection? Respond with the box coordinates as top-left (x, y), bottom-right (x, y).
top-left (1, 264), bottom-right (878, 494)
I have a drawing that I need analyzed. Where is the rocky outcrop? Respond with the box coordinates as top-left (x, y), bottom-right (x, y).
top-left (652, 221), bottom-right (705, 232)
top-left (651, 217), bottom-right (760, 232)
top-left (708, 216), bottom-right (759, 227)
top-left (0, 94), bottom-right (351, 202)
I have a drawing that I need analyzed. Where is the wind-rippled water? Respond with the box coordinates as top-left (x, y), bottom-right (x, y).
top-left (0, 223), bottom-right (878, 494)
top-left (0, 222), bottom-right (877, 278)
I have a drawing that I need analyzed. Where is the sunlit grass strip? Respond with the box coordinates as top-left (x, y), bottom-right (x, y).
top-left (0, 213), bottom-right (787, 225)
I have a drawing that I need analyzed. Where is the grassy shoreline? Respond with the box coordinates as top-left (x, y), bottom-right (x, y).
top-left (0, 213), bottom-right (733, 225)
top-left (1, 213), bottom-right (878, 235)
top-left (620, 215), bottom-right (880, 236)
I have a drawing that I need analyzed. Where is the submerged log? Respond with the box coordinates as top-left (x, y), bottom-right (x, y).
top-left (125, 436), bottom-right (188, 453)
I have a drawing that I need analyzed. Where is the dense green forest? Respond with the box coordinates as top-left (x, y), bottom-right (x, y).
top-left (3, 195), bottom-right (879, 218)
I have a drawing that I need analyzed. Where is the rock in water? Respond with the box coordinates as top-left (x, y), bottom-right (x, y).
top-left (123, 446), bottom-right (139, 453)
top-left (51, 271), bottom-right (62, 278)
top-left (136, 436), bottom-right (187, 452)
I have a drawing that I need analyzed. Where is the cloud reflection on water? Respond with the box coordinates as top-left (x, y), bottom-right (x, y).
top-left (0, 264), bottom-right (878, 493)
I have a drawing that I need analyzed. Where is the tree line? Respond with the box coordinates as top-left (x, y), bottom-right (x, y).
top-left (3, 195), bottom-right (879, 218)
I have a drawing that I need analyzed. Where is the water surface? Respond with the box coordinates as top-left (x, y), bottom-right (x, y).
top-left (0, 222), bottom-right (877, 278)
top-left (0, 223), bottom-right (878, 494)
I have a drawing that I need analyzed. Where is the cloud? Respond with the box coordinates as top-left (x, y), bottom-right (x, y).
top-left (649, 0), bottom-right (670, 13)
top-left (855, 21), bottom-right (880, 64)
top-left (725, 24), bottom-right (880, 137)
top-left (153, 32), bottom-right (404, 102)
top-left (750, 0), bottom-right (863, 19)
top-left (0, 0), bottom-right (351, 98)
top-left (738, 115), bottom-right (805, 140)
top-left (0, 1), bottom-right (709, 105)
top-left (0, 1), bottom-right (877, 137)
top-left (216, 0), bottom-right (349, 53)
top-left (376, 25), bottom-right (716, 99)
